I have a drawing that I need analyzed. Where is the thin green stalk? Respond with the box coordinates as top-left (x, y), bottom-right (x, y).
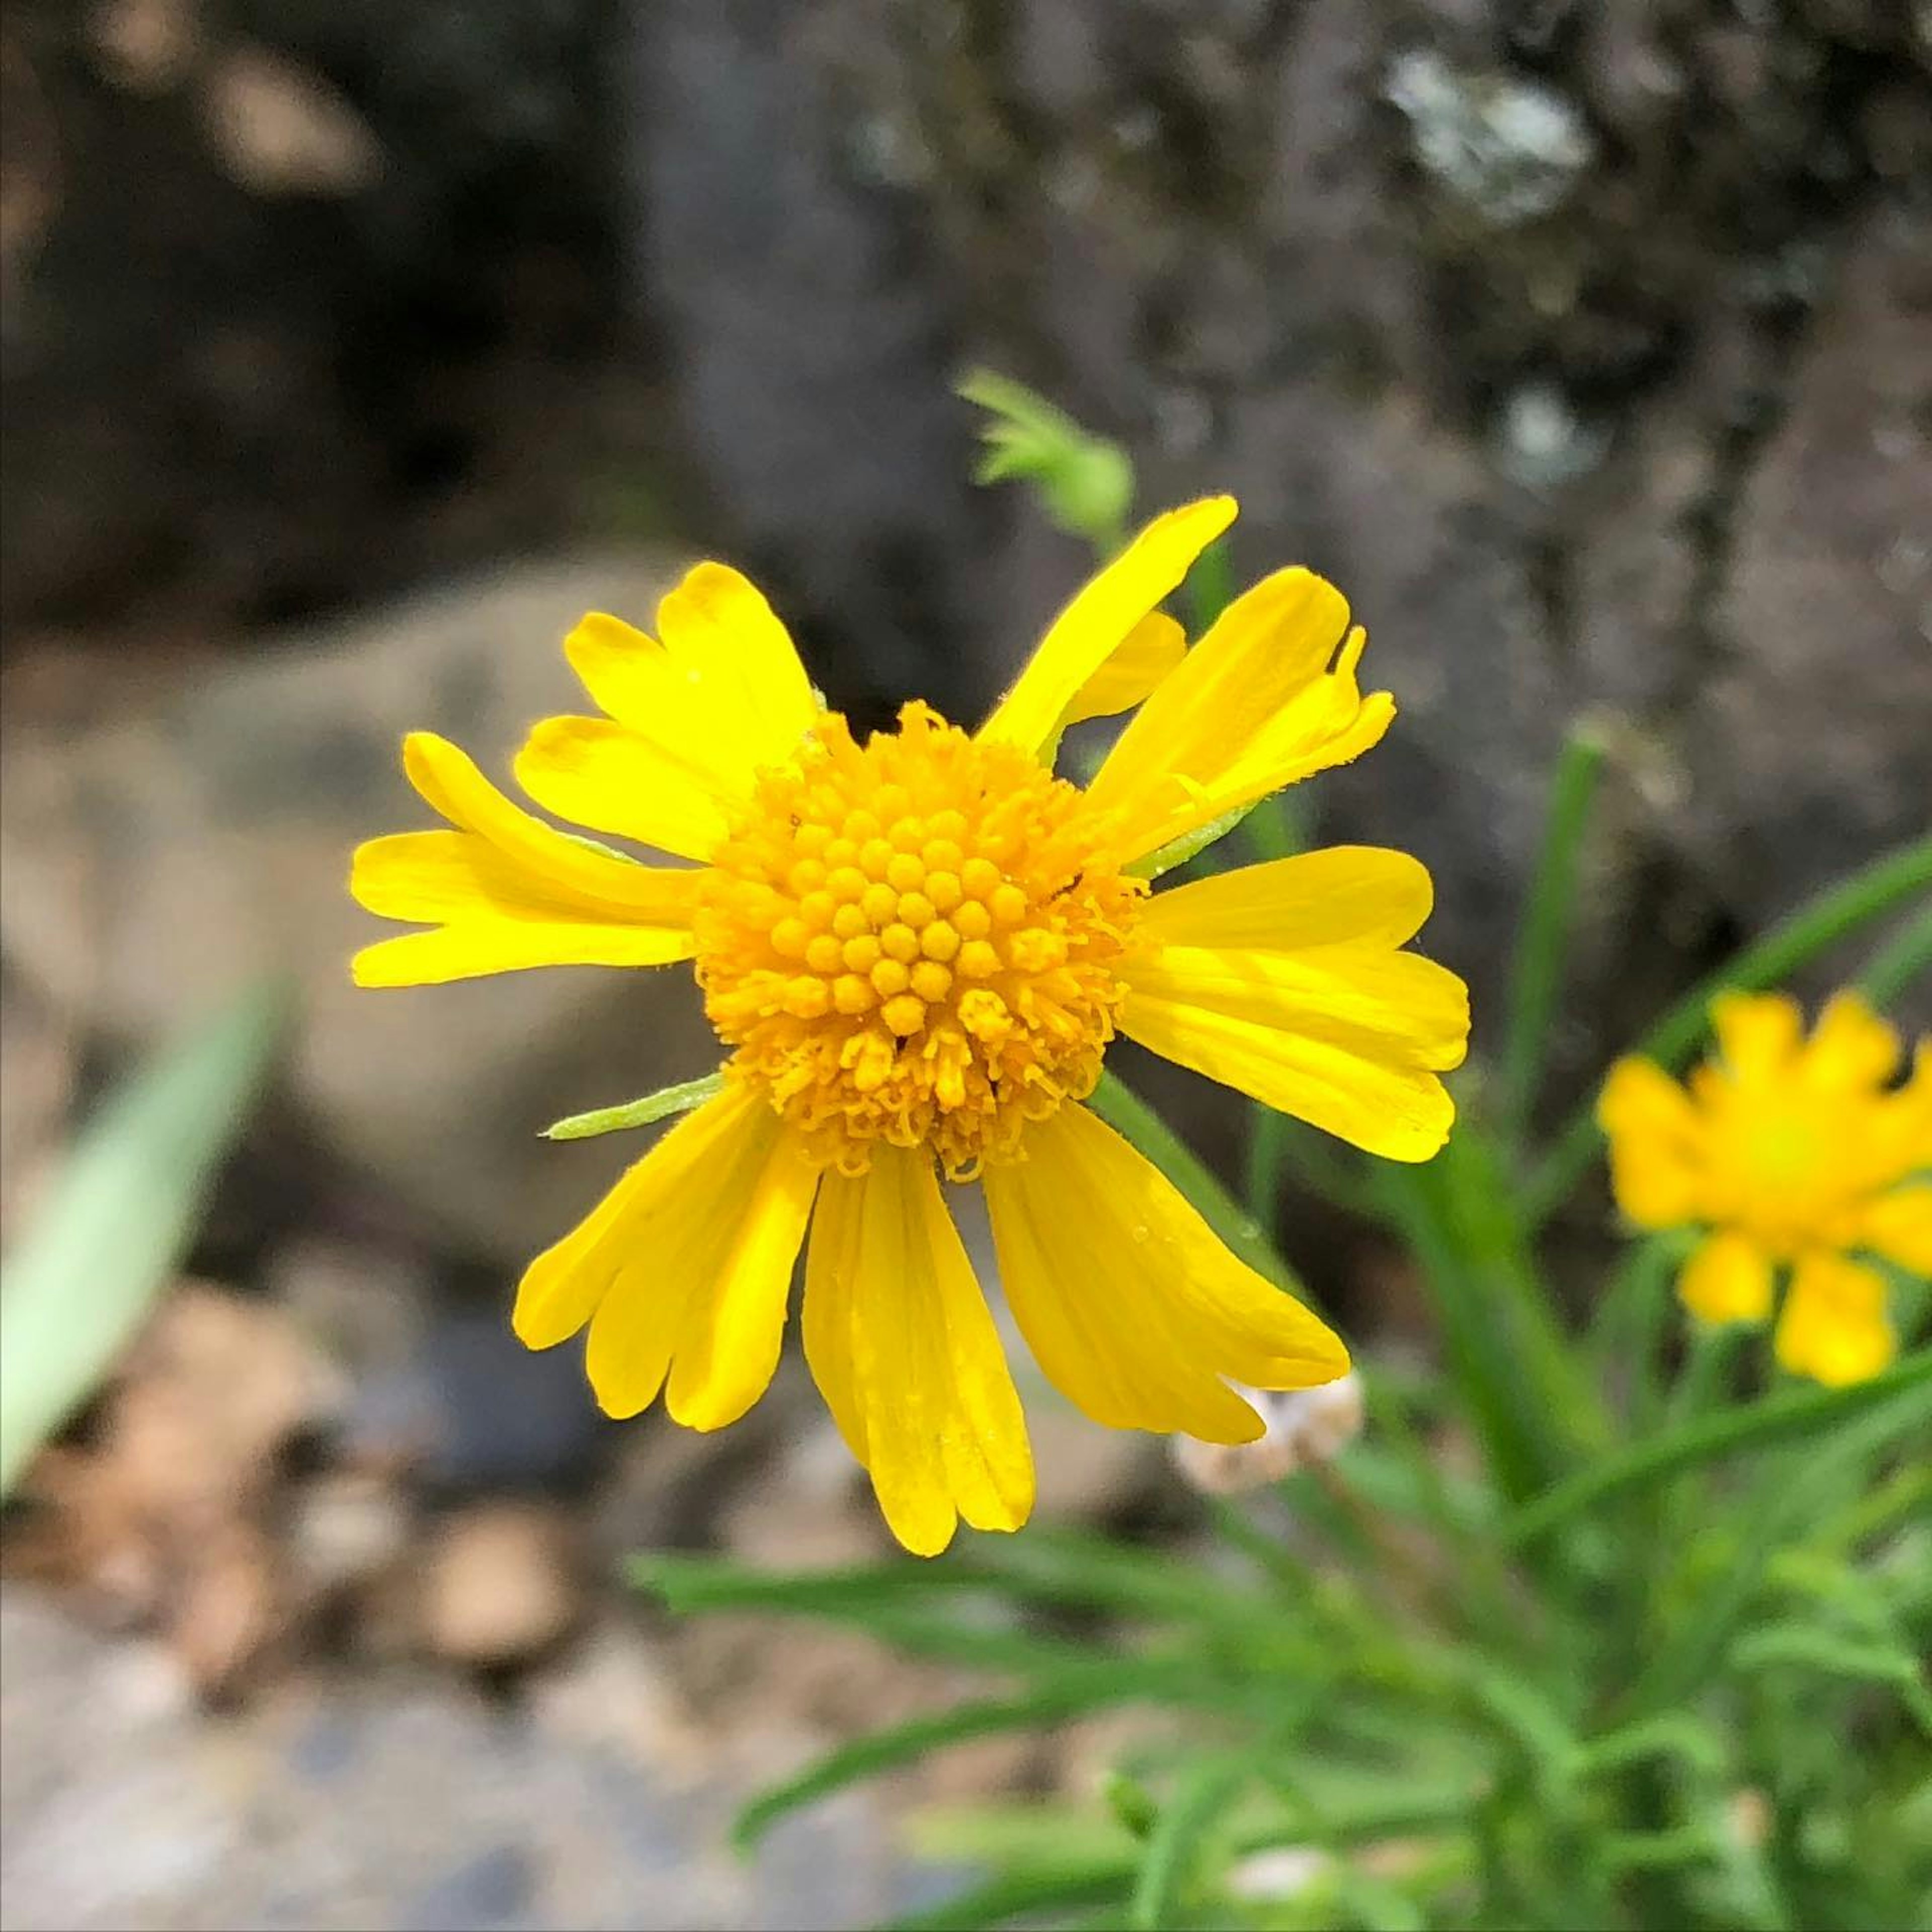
top-left (1589, 1231), bottom-right (1695, 1438)
top-left (1501, 725), bottom-right (1607, 1148)
top-left (1857, 899), bottom-right (1932, 1011)
top-left (1186, 536), bottom-right (1238, 637)
top-left (1243, 1107), bottom-right (1288, 1226)
top-left (1525, 836), bottom-right (1932, 1224)
top-left (1371, 1126), bottom-right (1609, 1504)
top-left (1505, 1346), bottom-right (1932, 1546)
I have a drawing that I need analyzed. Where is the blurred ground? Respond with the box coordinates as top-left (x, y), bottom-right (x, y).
top-left (2, 2), bottom-right (1928, 1927)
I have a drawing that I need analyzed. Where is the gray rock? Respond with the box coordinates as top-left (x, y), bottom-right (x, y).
top-left (619, 0), bottom-right (1932, 1080)
top-left (0, 1584), bottom-right (923, 1931)
top-left (0, 555), bottom-right (719, 1264)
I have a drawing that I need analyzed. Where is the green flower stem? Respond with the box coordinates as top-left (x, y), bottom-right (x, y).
top-left (1524, 835), bottom-right (1932, 1225)
top-left (1242, 1108), bottom-right (1288, 1226)
top-left (1588, 1230), bottom-right (1695, 1438)
top-left (1504, 1346), bottom-right (1932, 1547)
top-left (1089, 1071), bottom-right (1300, 1293)
top-left (1184, 536), bottom-right (1237, 637)
top-left (1857, 898), bottom-right (1932, 1011)
top-left (1501, 724), bottom-right (1607, 1148)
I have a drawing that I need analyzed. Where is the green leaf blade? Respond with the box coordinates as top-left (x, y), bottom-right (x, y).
top-left (0, 981), bottom-right (288, 1496)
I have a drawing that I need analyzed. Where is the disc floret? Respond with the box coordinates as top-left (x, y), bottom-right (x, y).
top-left (696, 702), bottom-right (1142, 1176)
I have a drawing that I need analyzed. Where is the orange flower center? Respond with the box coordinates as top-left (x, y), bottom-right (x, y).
top-left (695, 702), bottom-right (1141, 1177)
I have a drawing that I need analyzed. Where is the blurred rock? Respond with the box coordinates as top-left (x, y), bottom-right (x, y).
top-left (0, 1583), bottom-right (925, 1930)
top-left (6, 1282), bottom-right (339, 1691)
top-left (716, 1417), bottom-right (882, 1570)
top-left (419, 1503), bottom-right (579, 1667)
top-left (623, 0), bottom-right (1932, 1073)
top-left (287, 1469), bottom-right (412, 1598)
top-left (267, 1234), bottom-right (430, 1386)
top-left (1699, 208), bottom-right (1932, 1007)
top-left (2, 0), bottom-right (636, 636)
top-left (0, 961), bottom-right (74, 1238)
top-left (0, 553), bottom-right (719, 1264)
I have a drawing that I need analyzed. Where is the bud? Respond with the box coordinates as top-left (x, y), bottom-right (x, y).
top-left (957, 368), bottom-right (1135, 553)
top-left (1170, 1375), bottom-right (1365, 1494)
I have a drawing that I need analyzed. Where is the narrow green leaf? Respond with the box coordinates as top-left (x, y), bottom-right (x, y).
top-left (1505, 1349), bottom-right (1932, 1546)
top-left (1371, 1124), bottom-right (1606, 1503)
top-left (1625, 1385), bottom-right (1932, 1717)
top-left (1729, 1625), bottom-right (1932, 1739)
top-left (1501, 722), bottom-right (1607, 1146)
top-left (541, 1070), bottom-right (722, 1140)
top-left (1131, 1762), bottom-right (1247, 1930)
top-left (1857, 899), bottom-right (1932, 1012)
top-left (1526, 835), bottom-right (1932, 1223)
top-left (0, 982), bottom-right (287, 1496)
top-left (733, 1665), bottom-right (1247, 1851)
top-left (886, 1866), bottom-right (1131, 1932)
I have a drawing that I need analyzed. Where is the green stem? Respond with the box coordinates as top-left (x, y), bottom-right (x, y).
top-left (1185, 537), bottom-right (1238, 637)
top-left (1501, 725), bottom-right (1607, 1148)
top-left (1504, 1346), bottom-right (1932, 1547)
top-left (1242, 1106), bottom-right (1287, 1227)
top-left (1524, 836), bottom-right (1932, 1225)
top-left (1857, 899), bottom-right (1932, 1011)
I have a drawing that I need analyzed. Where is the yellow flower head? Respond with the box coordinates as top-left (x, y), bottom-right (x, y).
top-left (1598, 990), bottom-right (1932, 1387)
top-left (350, 499), bottom-right (1470, 1553)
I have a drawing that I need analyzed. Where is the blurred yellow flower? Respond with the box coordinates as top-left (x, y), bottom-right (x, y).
top-left (350, 498), bottom-right (1468, 1552)
top-left (1598, 990), bottom-right (1931, 1387)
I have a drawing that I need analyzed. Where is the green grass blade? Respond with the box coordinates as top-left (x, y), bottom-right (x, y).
top-left (1505, 1348), bottom-right (1932, 1546)
top-left (1372, 1124), bottom-right (1605, 1502)
top-left (0, 982), bottom-right (287, 1496)
top-left (1130, 1761), bottom-right (1246, 1930)
top-left (733, 1665), bottom-right (1246, 1852)
top-left (1625, 1386), bottom-right (1931, 1717)
top-left (1525, 835), bottom-right (1932, 1224)
top-left (886, 1866), bottom-right (1132, 1932)
top-left (1501, 723), bottom-right (1607, 1147)
top-left (1857, 899), bottom-right (1932, 1011)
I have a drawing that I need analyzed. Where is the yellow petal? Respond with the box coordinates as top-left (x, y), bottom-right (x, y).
top-left (1119, 926), bottom-right (1466, 1163)
top-left (512, 1085), bottom-right (817, 1428)
top-left (1675, 1231), bottom-right (1774, 1325)
top-left (1799, 990), bottom-right (1901, 1095)
top-left (567, 565), bottom-right (818, 762)
top-left (514, 715), bottom-right (743, 863)
top-left (1597, 1057), bottom-right (1706, 1230)
top-left (978, 498), bottom-right (1237, 758)
top-left (1057, 611), bottom-right (1187, 730)
top-left (1774, 1251), bottom-right (1895, 1387)
top-left (1084, 567), bottom-right (1395, 865)
top-left (1862, 1183), bottom-right (1932, 1275)
top-left (1139, 847), bottom-right (1436, 953)
top-left (350, 736), bottom-right (701, 985)
top-left (804, 1149), bottom-right (1033, 1556)
top-left (1709, 991), bottom-right (1804, 1086)
top-left (983, 1102), bottom-right (1349, 1444)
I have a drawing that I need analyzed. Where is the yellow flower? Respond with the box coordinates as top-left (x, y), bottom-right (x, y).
top-left (1598, 990), bottom-right (1931, 1387)
top-left (350, 498), bottom-right (1469, 1552)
